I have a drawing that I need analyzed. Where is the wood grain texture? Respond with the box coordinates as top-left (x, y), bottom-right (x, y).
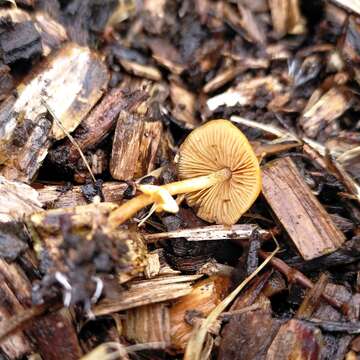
top-left (0, 43), bottom-right (109, 182)
top-left (265, 319), bottom-right (322, 360)
top-left (94, 275), bottom-right (203, 316)
top-left (262, 157), bottom-right (345, 260)
top-left (124, 303), bottom-right (171, 346)
top-left (110, 112), bottom-right (162, 181)
top-left (0, 260), bottom-right (83, 360)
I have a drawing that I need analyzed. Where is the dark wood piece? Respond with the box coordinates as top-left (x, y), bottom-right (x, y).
top-left (218, 310), bottom-right (282, 360)
top-left (266, 319), bottom-right (322, 360)
top-left (0, 17), bottom-right (42, 64)
top-left (0, 63), bottom-right (13, 100)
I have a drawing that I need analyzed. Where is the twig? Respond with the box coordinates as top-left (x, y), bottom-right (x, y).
top-left (144, 224), bottom-right (270, 243)
top-left (258, 250), bottom-right (349, 315)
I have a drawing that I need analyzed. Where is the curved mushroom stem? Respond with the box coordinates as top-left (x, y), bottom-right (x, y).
top-left (108, 167), bottom-right (232, 228)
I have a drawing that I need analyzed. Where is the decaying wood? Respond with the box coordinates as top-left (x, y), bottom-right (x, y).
top-left (144, 224), bottom-right (270, 243)
top-left (0, 280), bottom-right (32, 358)
top-left (0, 176), bottom-right (41, 222)
top-left (0, 259), bottom-right (82, 359)
top-left (170, 77), bottom-right (198, 129)
top-left (262, 157), bottom-right (346, 260)
top-left (223, 2), bottom-right (266, 44)
top-left (0, 8), bottom-right (42, 64)
top-left (300, 87), bottom-right (350, 138)
top-left (49, 88), bottom-right (148, 170)
top-left (207, 76), bottom-right (283, 112)
top-left (314, 283), bottom-right (354, 321)
top-left (169, 276), bottom-right (229, 351)
top-left (0, 7), bottom-right (67, 59)
top-left (302, 140), bottom-right (360, 203)
top-left (94, 275), bottom-right (203, 316)
top-left (28, 202), bottom-right (148, 284)
top-left (0, 43), bottom-right (109, 182)
top-left (266, 319), bottom-right (322, 360)
top-left (0, 222), bottom-right (29, 261)
top-left (119, 58), bottom-right (162, 81)
top-left (148, 38), bottom-right (185, 75)
top-left (110, 99), bottom-right (163, 181)
top-left (36, 181), bottom-right (128, 209)
top-left (0, 63), bottom-right (13, 101)
top-left (1, 0), bottom-right (360, 358)
top-left (203, 66), bottom-right (243, 94)
top-left (218, 310), bottom-right (282, 360)
top-left (262, 271), bottom-right (287, 298)
top-left (123, 303), bottom-right (170, 347)
top-left (144, 249), bottom-right (181, 279)
top-left (309, 283), bottom-right (357, 359)
top-left (296, 274), bottom-right (329, 319)
top-left (33, 11), bottom-right (67, 56)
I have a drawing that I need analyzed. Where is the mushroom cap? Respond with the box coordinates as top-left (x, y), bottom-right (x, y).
top-left (177, 119), bottom-right (261, 225)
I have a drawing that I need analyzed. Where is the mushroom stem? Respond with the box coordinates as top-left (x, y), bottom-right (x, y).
top-left (108, 168), bottom-right (232, 228)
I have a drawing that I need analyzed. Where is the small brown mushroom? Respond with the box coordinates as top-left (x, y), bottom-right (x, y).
top-left (108, 120), bottom-right (261, 227)
top-left (177, 119), bottom-right (261, 224)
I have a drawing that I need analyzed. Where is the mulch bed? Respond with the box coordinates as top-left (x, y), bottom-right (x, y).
top-left (0, 0), bottom-right (360, 359)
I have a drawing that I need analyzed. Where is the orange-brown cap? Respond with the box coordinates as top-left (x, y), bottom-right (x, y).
top-left (177, 119), bottom-right (261, 225)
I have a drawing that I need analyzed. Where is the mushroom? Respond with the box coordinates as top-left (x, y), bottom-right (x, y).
top-left (108, 119), bottom-right (261, 227)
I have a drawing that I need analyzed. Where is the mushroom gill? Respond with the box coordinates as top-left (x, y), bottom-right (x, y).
top-left (178, 119), bottom-right (261, 225)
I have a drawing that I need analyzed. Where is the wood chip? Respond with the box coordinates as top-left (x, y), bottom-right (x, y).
top-left (110, 110), bottom-right (163, 181)
top-left (266, 319), bottom-right (322, 360)
top-left (218, 310), bottom-right (282, 360)
top-left (330, 0), bottom-right (360, 15)
top-left (262, 157), bottom-right (346, 260)
top-left (0, 63), bottom-right (13, 101)
top-left (0, 280), bottom-right (32, 358)
top-left (94, 275), bottom-right (203, 316)
top-left (203, 66), bottom-right (242, 94)
top-left (169, 276), bottom-right (229, 351)
top-left (300, 87), bottom-right (350, 138)
top-left (0, 43), bottom-right (109, 182)
top-left (144, 224), bottom-right (269, 242)
top-left (170, 78), bottom-right (198, 128)
top-left (0, 10), bottom-right (42, 64)
top-left (119, 58), bottom-right (162, 81)
top-left (34, 11), bottom-right (67, 56)
top-left (207, 76), bottom-right (282, 111)
top-left (36, 182), bottom-right (128, 209)
top-left (149, 38), bottom-right (185, 75)
top-left (123, 303), bottom-right (171, 346)
top-left (0, 260), bottom-right (83, 359)
top-left (50, 88), bottom-right (147, 169)
top-left (0, 176), bottom-right (42, 222)
top-left (269, 0), bottom-right (306, 38)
